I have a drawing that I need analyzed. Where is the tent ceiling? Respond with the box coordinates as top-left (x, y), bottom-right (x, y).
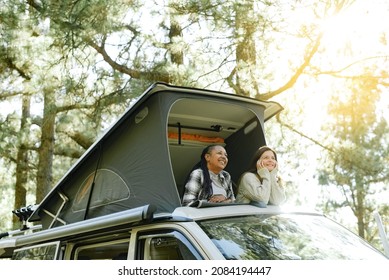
top-left (167, 98), bottom-right (254, 139)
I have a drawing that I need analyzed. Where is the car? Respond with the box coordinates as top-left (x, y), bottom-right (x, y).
top-left (1, 204), bottom-right (387, 260)
top-left (0, 83), bottom-right (387, 260)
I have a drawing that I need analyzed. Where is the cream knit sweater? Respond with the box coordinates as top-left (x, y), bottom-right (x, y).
top-left (236, 167), bottom-right (286, 205)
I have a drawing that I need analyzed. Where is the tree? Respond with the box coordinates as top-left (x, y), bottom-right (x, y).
top-left (13, 96), bottom-right (31, 224)
top-left (0, 0), bottom-right (136, 226)
top-left (0, 0), bottom-right (35, 228)
top-left (318, 74), bottom-right (389, 241)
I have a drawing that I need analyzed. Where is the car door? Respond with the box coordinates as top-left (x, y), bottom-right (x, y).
top-left (136, 230), bottom-right (203, 260)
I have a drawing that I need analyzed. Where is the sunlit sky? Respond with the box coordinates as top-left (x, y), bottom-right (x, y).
top-left (284, 0), bottom-right (389, 142)
top-left (272, 1), bottom-right (389, 223)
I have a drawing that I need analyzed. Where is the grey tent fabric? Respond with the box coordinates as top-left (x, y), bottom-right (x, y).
top-left (29, 83), bottom-right (283, 229)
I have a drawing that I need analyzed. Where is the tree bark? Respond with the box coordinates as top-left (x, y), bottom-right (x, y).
top-left (233, 0), bottom-right (257, 97)
top-left (13, 95), bottom-right (31, 228)
top-left (169, 13), bottom-right (184, 65)
top-left (36, 89), bottom-right (56, 203)
top-left (356, 187), bottom-right (365, 238)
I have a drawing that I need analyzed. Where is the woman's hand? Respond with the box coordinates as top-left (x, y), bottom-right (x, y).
top-left (256, 159), bottom-right (264, 170)
top-left (256, 159), bottom-right (270, 170)
top-left (208, 194), bottom-right (229, 203)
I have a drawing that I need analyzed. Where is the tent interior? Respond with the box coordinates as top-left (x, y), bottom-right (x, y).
top-left (167, 97), bottom-right (266, 199)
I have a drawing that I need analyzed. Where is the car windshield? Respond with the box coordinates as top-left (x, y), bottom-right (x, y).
top-left (198, 213), bottom-right (386, 260)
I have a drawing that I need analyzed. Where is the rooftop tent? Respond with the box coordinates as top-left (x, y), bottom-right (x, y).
top-left (29, 83), bottom-right (283, 229)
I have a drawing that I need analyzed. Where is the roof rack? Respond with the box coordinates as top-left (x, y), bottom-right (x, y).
top-left (0, 205), bottom-right (41, 240)
top-left (0, 224), bottom-right (42, 239)
top-left (10, 204), bottom-right (156, 247)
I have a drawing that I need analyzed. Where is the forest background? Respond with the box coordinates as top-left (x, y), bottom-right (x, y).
top-left (1, 0), bottom-right (388, 253)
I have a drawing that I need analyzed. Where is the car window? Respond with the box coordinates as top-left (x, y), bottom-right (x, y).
top-left (198, 214), bottom-right (386, 260)
top-left (74, 239), bottom-right (130, 260)
top-left (12, 241), bottom-right (60, 260)
top-left (137, 230), bottom-right (202, 260)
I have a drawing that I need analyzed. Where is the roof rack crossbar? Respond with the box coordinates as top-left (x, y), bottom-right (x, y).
top-left (6, 225), bottom-right (42, 238)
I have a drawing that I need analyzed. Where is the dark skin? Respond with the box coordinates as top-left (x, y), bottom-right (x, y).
top-left (205, 146), bottom-right (232, 203)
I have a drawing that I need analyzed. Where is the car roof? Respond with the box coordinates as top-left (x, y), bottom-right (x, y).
top-left (167, 204), bottom-right (323, 221)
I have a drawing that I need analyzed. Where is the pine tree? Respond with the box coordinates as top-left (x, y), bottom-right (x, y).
top-left (318, 74), bottom-right (389, 241)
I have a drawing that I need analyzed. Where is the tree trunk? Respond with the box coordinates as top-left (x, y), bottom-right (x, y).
top-left (169, 12), bottom-right (184, 65)
top-left (13, 95), bottom-right (31, 228)
top-left (36, 89), bottom-right (56, 203)
top-left (356, 181), bottom-right (366, 239)
top-left (234, 0), bottom-right (257, 96)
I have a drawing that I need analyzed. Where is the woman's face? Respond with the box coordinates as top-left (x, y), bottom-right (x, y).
top-left (205, 146), bottom-right (228, 174)
top-left (256, 150), bottom-right (277, 172)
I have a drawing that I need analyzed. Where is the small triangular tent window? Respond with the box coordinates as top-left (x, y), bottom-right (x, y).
top-left (72, 169), bottom-right (131, 213)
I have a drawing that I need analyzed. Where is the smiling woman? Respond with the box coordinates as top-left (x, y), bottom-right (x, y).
top-left (181, 144), bottom-right (235, 206)
top-left (235, 146), bottom-right (286, 206)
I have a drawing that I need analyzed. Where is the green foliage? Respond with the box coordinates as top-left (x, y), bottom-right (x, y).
top-left (318, 74), bottom-right (389, 241)
top-left (0, 162), bottom-right (15, 232)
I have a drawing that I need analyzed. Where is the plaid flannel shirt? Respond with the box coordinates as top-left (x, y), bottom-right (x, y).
top-left (182, 168), bottom-right (235, 206)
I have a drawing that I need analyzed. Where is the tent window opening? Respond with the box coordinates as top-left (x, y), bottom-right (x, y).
top-left (167, 98), bottom-right (265, 199)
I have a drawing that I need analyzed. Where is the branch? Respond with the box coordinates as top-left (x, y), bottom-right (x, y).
top-left (58, 131), bottom-right (93, 150)
top-left (276, 113), bottom-right (334, 153)
top-left (313, 56), bottom-right (389, 77)
top-left (55, 87), bottom-right (128, 115)
top-left (26, 0), bottom-right (170, 83)
top-left (26, 0), bottom-right (43, 12)
top-left (0, 92), bottom-right (25, 100)
top-left (276, 114), bottom-right (388, 178)
top-left (4, 57), bottom-right (31, 80)
top-left (86, 39), bottom-right (172, 83)
top-left (366, 173), bottom-right (389, 185)
top-left (53, 147), bottom-right (85, 159)
top-left (259, 32), bottom-right (323, 100)
top-left (55, 102), bottom-right (95, 114)
top-left (226, 67), bottom-right (239, 93)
